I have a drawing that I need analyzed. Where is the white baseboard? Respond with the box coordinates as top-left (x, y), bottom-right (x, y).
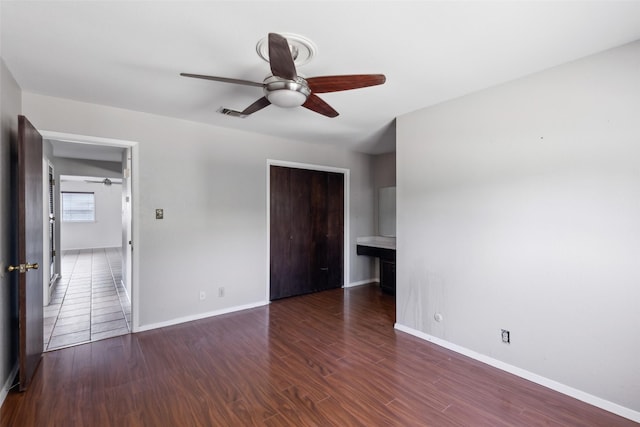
top-left (0, 363), bottom-right (18, 408)
top-left (345, 278), bottom-right (379, 288)
top-left (119, 280), bottom-right (131, 303)
top-left (394, 323), bottom-right (640, 423)
top-left (134, 300), bottom-right (269, 333)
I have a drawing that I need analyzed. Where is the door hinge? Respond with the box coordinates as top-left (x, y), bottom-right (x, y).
top-left (52, 249), bottom-right (56, 257)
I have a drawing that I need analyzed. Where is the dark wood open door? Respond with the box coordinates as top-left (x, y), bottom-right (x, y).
top-left (9, 116), bottom-right (44, 391)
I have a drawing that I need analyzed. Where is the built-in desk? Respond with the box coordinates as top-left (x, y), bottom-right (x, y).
top-left (356, 236), bottom-right (396, 295)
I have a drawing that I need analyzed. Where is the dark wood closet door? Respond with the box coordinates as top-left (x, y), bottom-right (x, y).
top-left (288, 168), bottom-right (314, 295)
top-left (325, 171), bottom-right (344, 290)
top-left (270, 166), bottom-right (344, 300)
top-left (309, 170), bottom-right (329, 291)
top-left (270, 166), bottom-right (292, 299)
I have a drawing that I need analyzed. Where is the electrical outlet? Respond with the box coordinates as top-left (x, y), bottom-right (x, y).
top-left (155, 208), bottom-right (164, 220)
top-left (501, 329), bottom-right (510, 344)
top-left (199, 291), bottom-right (206, 301)
top-left (218, 287), bottom-right (225, 298)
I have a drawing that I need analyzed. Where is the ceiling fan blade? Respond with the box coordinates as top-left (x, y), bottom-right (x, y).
top-left (302, 94), bottom-right (339, 118)
top-left (268, 33), bottom-right (297, 80)
top-left (241, 97), bottom-right (271, 115)
top-left (306, 74), bottom-right (386, 93)
top-left (180, 73), bottom-right (263, 88)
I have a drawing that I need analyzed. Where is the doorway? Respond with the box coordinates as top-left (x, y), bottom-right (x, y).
top-left (268, 161), bottom-right (349, 300)
top-left (43, 175), bottom-right (128, 350)
top-left (39, 131), bottom-right (137, 350)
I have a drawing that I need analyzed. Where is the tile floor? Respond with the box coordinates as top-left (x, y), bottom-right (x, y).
top-left (44, 248), bottom-right (131, 351)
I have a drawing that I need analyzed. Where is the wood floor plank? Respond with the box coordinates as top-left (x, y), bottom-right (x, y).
top-left (1, 284), bottom-right (636, 426)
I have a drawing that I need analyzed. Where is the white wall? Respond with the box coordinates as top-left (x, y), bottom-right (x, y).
top-left (52, 156), bottom-right (122, 177)
top-left (396, 40), bottom-right (640, 417)
top-left (0, 58), bottom-right (21, 405)
top-left (59, 179), bottom-right (122, 250)
top-left (21, 93), bottom-right (377, 329)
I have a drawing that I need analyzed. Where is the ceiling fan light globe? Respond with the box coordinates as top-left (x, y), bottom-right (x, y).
top-left (263, 75), bottom-right (311, 108)
top-left (267, 90), bottom-right (307, 108)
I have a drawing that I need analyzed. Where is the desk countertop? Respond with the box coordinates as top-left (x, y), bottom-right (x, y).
top-left (356, 236), bottom-right (396, 250)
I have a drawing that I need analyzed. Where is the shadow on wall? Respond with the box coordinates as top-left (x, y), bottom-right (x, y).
top-left (358, 119), bottom-right (396, 154)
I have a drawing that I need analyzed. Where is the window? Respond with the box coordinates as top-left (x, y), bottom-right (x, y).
top-left (61, 192), bottom-right (95, 222)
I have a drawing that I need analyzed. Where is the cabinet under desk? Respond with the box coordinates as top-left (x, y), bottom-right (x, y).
top-left (356, 236), bottom-right (396, 295)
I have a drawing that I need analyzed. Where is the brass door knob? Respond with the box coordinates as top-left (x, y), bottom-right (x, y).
top-left (7, 263), bottom-right (39, 273)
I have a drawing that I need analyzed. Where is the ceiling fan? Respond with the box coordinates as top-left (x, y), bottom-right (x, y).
top-left (84, 178), bottom-right (121, 186)
top-left (181, 33), bottom-right (386, 118)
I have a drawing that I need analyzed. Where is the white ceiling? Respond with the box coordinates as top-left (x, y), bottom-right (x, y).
top-left (3, 1), bottom-right (640, 155)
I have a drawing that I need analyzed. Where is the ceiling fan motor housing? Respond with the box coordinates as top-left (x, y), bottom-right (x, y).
top-left (263, 75), bottom-right (311, 108)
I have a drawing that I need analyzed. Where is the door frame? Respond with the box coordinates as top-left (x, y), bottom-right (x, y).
top-left (266, 159), bottom-right (350, 301)
top-left (39, 130), bottom-right (140, 332)
top-left (42, 160), bottom-right (57, 307)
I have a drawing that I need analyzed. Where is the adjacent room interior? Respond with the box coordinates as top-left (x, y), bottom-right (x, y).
top-left (1, 1), bottom-right (639, 425)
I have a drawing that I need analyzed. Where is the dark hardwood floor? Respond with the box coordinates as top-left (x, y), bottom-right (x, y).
top-left (1, 284), bottom-right (635, 426)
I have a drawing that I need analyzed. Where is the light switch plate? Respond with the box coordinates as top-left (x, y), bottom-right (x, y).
top-left (155, 209), bottom-right (164, 220)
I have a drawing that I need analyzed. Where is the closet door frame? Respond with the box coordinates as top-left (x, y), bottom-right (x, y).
top-left (266, 159), bottom-right (350, 301)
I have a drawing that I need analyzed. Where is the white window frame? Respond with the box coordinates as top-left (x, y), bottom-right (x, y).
top-left (61, 191), bottom-right (96, 222)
